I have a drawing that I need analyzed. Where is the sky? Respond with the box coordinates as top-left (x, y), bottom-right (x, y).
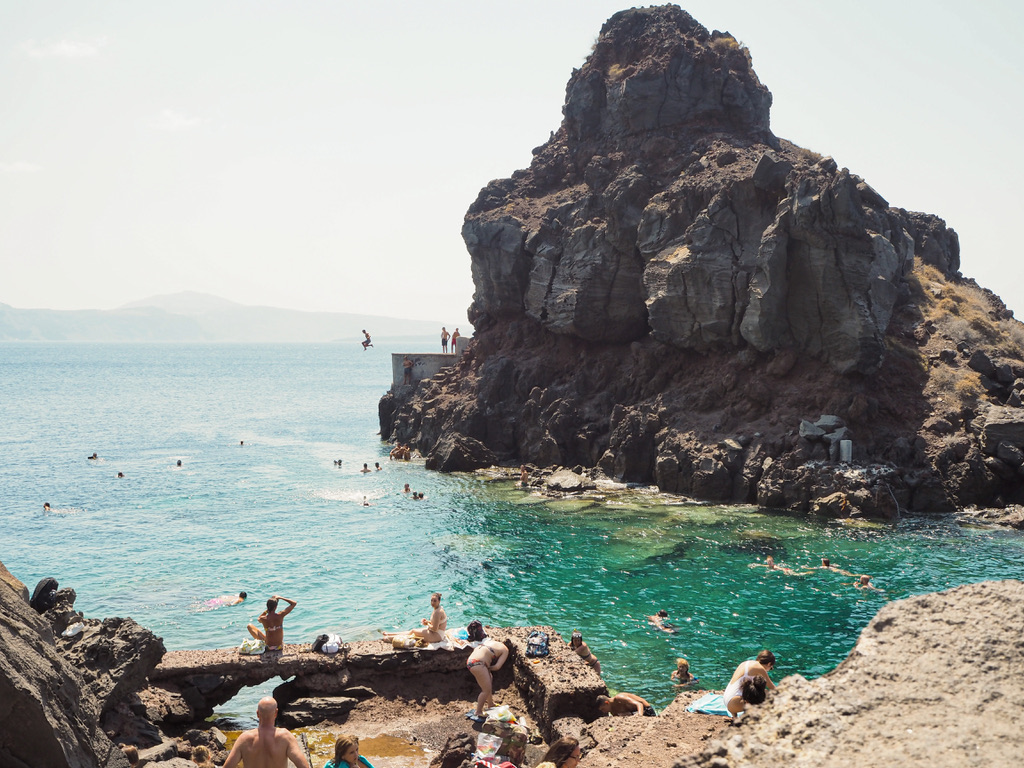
top-left (2, 0), bottom-right (1022, 322)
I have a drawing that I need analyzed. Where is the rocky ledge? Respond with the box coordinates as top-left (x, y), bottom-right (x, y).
top-left (676, 579), bottom-right (1024, 768)
top-left (379, 4), bottom-right (1024, 517)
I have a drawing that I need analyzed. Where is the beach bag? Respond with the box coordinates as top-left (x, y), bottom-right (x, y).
top-left (239, 637), bottom-right (266, 655)
top-left (525, 630), bottom-right (549, 658)
top-left (467, 620), bottom-right (485, 642)
top-left (30, 577), bottom-right (59, 614)
top-left (392, 635), bottom-right (418, 649)
top-left (481, 712), bottom-right (528, 766)
top-left (313, 633), bottom-right (342, 653)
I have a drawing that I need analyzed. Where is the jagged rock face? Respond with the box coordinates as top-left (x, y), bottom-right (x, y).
top-left (0, 565), bottom-right (128, 768)
top-left (464, 5), bottom-right (958, 375)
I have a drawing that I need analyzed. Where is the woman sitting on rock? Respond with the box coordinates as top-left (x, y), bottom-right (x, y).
top-left (325, 735), bottom-right (374, 768)
top-left (569, 630), bottom-right (601, 675)
top-left (382, 592), bottom-right (447, 644)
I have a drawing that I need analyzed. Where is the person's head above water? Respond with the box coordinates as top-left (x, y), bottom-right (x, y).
top-left (822, 557), bottom-right (830, 567)
top-left (239, 591), bottom-right (247, 600)
top-left (657, 609), bottom-right (668, 618)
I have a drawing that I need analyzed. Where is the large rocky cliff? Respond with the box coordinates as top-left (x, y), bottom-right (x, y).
top-left (380, 5), bottom-right (1024, 516)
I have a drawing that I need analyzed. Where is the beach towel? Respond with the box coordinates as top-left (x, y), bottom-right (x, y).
top-left (685, 692), bottom-right (731, 717)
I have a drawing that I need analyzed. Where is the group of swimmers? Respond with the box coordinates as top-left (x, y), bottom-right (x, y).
top-left (753, 555), bottom-right (883, 590)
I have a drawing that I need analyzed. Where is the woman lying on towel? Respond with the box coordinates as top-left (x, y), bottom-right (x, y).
top-left (382, 592), bottom-right (448, 644)
top-left (724, 649), bottom-right (776, 716)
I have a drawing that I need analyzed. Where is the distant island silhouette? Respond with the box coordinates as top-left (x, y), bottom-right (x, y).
top-left (0, 292), bottom-right (446, 342)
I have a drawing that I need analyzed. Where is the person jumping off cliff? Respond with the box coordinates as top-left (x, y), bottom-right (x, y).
top-left (362, 330), bottom-right (373, 350)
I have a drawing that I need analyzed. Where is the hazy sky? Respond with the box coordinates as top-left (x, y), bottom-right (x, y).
top-left (2, 0), bottom-right (1022, 322)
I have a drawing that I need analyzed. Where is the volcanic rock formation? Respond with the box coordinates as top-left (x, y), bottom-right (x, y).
top-left (380, 4), bottom-right (1024, 515)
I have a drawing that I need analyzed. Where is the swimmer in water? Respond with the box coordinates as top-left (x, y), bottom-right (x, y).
top-left (855, 574), bottom-right (883, 591)
top-left (203, 592), bottom-right (247, 610)
top-left (43, 502), bottom-right (51, 512)
top-left (647, 609), bottom-right (676, 633)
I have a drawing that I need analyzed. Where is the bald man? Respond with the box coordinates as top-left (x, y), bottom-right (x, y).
top-left (223, 697), bottom-right (309, 768)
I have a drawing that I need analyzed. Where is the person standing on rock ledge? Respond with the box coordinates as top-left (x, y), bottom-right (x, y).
top-left (223, 696), bottom-right (309, 768)
top-left (247, 595), bottom-right (297, 651)
top-left (450, 327), bottom-right (461, 354)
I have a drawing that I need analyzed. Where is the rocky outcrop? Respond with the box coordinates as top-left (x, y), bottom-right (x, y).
top-left (0, 564), bottom-right (130, 768)
top-left (145, 627), bottom-right (605, 735)
top-left (381, 4), bottom-right (1024, 516)
top-left (675, 579), bottom-right (1024, 768)
top-left (464, 6), bottom-right (956, 376)
top-left (48, 590), bottom-right (166, 717)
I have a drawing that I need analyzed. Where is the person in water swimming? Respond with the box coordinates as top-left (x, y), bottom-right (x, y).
top-left (206, 591), bottom-right (246, 609)
top-left (855, 574), bottom-right (883, 591)
top-left (647, 609), bottom-right (676, 633)
top-left (724, 650), bottom-right (776, 716)
top-left (671, 657), bottom-right (698, 685)
top-left (568, 630), bottom-right (601, 675)
top-left (247, 595), bottom-right (296, 651)
top-left (383, 592), bottom-right (448, 644)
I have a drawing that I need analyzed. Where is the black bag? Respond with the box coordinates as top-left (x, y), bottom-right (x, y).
top-left (526, 630), bottom-right (549, 657)
top-left (30, 577), bottom-right (59, 614)
top-left (311, 634), bottom-right (329, 653)
top-left (466, 620), bottom-right (485, 642)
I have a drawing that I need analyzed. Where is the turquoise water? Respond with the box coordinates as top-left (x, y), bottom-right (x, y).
top-left (3, 342), bottom-right (1024, 720)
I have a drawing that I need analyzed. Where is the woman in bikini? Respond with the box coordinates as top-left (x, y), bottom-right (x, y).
top-left (568, 630), bottom-right (601, 675)
top-left (724, 649), bottom-right (776, 716)
top-left (465, 637), bottom-right (508, 722)
top-left (382, 593), bottom-right (448, 644)
top-left (247, 595), bottom-right (297, 651)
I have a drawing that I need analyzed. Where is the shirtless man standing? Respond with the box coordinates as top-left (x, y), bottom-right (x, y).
top-left (223, 696), bottom-right (309, 768)
top-left (247, 595), bottom-right (297, 651)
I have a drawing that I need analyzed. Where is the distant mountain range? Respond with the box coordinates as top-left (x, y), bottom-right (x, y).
top-left (0, 292), bottom-right (446, 342)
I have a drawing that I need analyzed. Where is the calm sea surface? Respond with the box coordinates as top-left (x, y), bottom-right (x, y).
top-left (3, 341), bottom-right (1024, 722)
